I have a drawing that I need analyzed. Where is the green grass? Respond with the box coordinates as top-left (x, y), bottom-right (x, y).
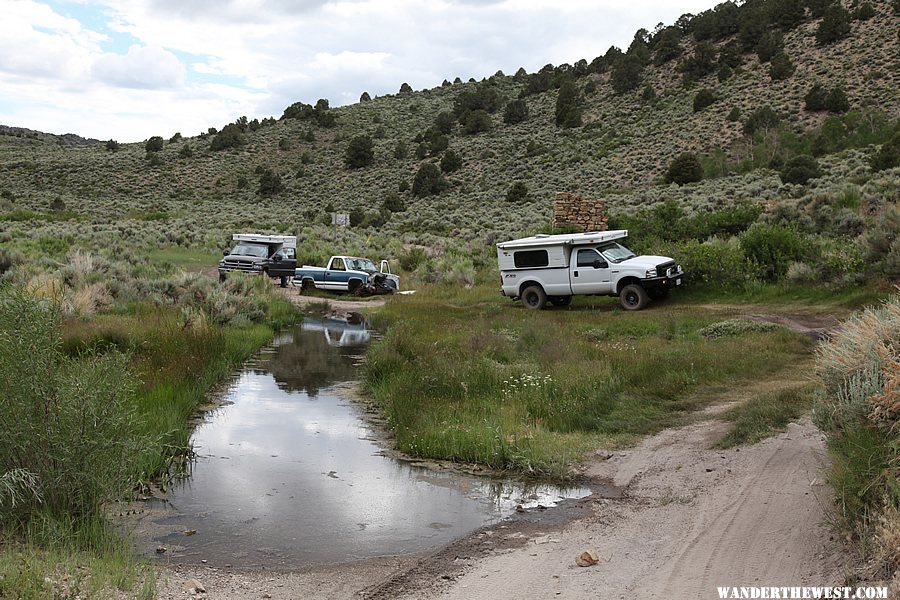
top-left (365, 284), bottom-right (815, 479)
top-left (146, 246), bottom-right (219, 269)
top-left (61, 297), bottom-right (298, 479)
top-left (0, 517), bottom-right (154, 600)
top-left (678, 280), bottom-right (885, 311)
top-left (716, 383), bottom-right (816, 448)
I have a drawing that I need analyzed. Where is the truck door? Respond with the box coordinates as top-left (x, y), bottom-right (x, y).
top-left (570, 248), bottom-right (612, 295)
top-left (269, 247), bottom-right (297, 279)
top-left (324, 257), bottom-right (347, 290)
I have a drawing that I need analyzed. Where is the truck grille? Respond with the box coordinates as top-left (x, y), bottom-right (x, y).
top-left (221, 259), bottom-right (258, 272)
top-left (656, 261), bottom-right (677, 278)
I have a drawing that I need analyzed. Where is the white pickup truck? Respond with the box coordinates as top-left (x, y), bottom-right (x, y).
top-left (497, 230), bottom-right (684, 310)
top-left (293, 255), bottom-right (400, 295)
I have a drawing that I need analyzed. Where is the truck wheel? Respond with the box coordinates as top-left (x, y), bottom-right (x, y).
top-left (298, 279), bottom-right (313, 294)
top-left (348, 279), bottom-right (362, 295)
top-left (521, 285), bottom-right (547, 310)
top-left (619, 284), bottom-right (649, 311)
top-left (549, 295), bottom-right (572, 307)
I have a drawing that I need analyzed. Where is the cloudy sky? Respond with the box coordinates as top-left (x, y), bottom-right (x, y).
top-left (1, 0), bottom-right (714, 142)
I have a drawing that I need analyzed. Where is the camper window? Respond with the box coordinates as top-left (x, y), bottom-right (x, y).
top-left (513, 250), bottom-right (549, 268)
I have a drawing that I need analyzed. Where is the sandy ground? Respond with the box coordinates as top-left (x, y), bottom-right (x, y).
top-left (156, 409), bottom-right (844, 600)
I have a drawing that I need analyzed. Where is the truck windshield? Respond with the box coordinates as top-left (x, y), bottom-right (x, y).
top-left (345, 258), bottom-right (377, 273)
top-left (229, 243), bottom-right (269, 258)
top-left (597, 242), bottom-right (636, 264)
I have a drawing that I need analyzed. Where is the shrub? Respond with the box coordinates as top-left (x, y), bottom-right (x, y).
top-left (0, 249), bottom-right (23, 276)
top-left (503, 99), bottom-right (529, 124)
top-left (824, 86), bottom-right (850, 114)
top-left (855, 2), bottom-right (876, 20)
top-left (743, 106), bottom-right (780, 136)
top-left (555, 80), bottom-right (582, 127)
top-left (398, 247), bottom-right (427, 272)
top-left (693, 88), bottom-right (718, 112)
top-left (344, 135), bottom-right (375, 168)
top-left (674, 239), bottom-right (754, 287)
top-left (398, 180), bottom-right (410, 192)
top-left (506, 182), bottom-right (528, 202)
top-left (435, 111), bottom-right (454, 134)
top-left (210, 124), bottom-right (246, 151)
top-left (412, 162), bottom-right (447, 197)
top-left (805, 83), bottom-right (828, 111)
top-left (360, 91), bottom-right (371, 102)
top-left (178, 144), bottom-right (193, 158)
top-left (698, 318), bottom-right (781, 339)
top-left (665, 152), bottom-right (704, 185)
top-left (814, 295), bottom-right (899, 577)
top-left (780, 155), bottom-right (821, 184)
top-left (870, 132), bottom-right (900, 171)
top-left (641, 85), bottom-right (657, 103)
top-left (739, 224), bottom-right (810, 280)
top-left (440, 149), bottom-right (462, 173)
top-left (399, 82), bottom-right (413, 95)
top-left (611, 54), bottom-right (644, 93)
top-left (49, 197), bottom-right (66, 211)
top-left (257, 169), bottom-right (284, 196)
top-left (144, 136), bottom-right (163, 153)
top-left (816, 4), bottom-right (852, 45)
top-left (727, 107), bottom-right (741, 122)
top-left (105, 139), bottom-right (120, 152)
top-left (755, 31), bottom-right (783, 63)
top-left (0, 287), bottom-right (145, 524)
top-left (678, 42), bottom-right (717, 84)
top-left (772, 0), bottom-right (805, 30)
top-left (462, 110), bottom-right (492, 134)
top-left (768, 52), bottom-right (795, 80)
top-left (382, 192), bottom-right (405, 213)
top-left (393, 140), bottom-right (408, 160)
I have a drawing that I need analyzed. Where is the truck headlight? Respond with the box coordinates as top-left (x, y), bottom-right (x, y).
top-left (646, 268), bottom-right (657, 278)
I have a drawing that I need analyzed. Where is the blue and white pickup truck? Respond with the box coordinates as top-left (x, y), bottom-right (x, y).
top-left (293, 256), bottom-right (400, 295)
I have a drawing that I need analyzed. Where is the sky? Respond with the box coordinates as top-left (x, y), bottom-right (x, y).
top-left (0, 0), bottom-right (715, 142)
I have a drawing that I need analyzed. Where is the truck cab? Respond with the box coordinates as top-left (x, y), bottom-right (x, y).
top-left (497, 230), bottom-right (684, 311)
top-left (218, 234), bottom-right (297, 285)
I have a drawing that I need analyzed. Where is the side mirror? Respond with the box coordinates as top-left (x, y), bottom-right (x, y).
top-left (222, 250), bottom-right (229, 256)
top-left (272, 255), bottom-right (282, 262)
top-left (593, 259), bottom-right (608, 269)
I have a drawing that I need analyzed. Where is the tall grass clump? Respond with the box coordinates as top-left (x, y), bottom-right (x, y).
top-left (0, 285), bottom-right (147, 526)
top-left (814, 294), bottom-right (899, 582)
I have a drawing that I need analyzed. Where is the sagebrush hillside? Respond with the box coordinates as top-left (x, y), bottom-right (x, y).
top-left (0, 0), bottom-right (897, 261)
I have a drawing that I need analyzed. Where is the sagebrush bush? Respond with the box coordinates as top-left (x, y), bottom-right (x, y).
top-left (674, 238), bottom-right (753, 287)
top-left (698, 318), bottom-right (782, 339)
top-left (0, 286), bottom-right (147, 526)
top-left (814, 295), bottom-right (899, 577)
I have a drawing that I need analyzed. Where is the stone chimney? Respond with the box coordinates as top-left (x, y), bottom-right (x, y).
top-left (551, 192), bottom-right (609, 232)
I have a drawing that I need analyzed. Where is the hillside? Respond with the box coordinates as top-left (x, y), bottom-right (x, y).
top-left (0, 0), bottom-right (897, 262)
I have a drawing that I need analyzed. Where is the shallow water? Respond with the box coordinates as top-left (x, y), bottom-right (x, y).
top-left (147, 317), bottom-right (589, 568)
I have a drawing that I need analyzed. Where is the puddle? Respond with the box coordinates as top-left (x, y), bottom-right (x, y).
top-left (138, 317), bottom-right (589, 568)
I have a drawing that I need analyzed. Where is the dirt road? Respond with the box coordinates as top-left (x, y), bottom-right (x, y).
top-left (361, 412), bottom-right (843, 600)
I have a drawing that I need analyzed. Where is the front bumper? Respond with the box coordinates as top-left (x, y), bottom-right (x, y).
top-left (642, 271), bottom-right (685, 290)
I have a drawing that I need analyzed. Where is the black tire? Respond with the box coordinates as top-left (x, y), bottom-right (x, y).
top-left (549, 295), bottom-right (572, 307)
top-left (619, 283), bottom-right (649, 311)
top-left (298, 279), bottom-right (313, 294)
top-left (348, 279), bottom-right (363, 295)
top-left (648, 287), bottom-right (670, 301)
top-left (521, 285), bottom-right (547, 310)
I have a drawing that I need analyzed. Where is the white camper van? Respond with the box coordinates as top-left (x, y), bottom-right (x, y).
top-left (496, 230), bottom-right (684, 310)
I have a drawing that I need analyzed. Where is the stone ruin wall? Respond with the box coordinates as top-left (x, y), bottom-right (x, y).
top-left (551, 192), bottom-right (609, 233)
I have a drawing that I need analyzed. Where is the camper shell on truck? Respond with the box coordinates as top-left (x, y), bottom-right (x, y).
top-left (497, 230), bottom-right (684, 311)
top-left (219, 234), bottom-right (297, 286)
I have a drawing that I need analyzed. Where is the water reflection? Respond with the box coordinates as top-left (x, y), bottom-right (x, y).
top-left (151, 317), bottom-right (589, 568)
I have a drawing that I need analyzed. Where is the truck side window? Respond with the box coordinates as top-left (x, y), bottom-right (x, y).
top-left (513, 250), bottom-right (549, 268)
top-left (331, 258), bottom-right (345, 271)
top-left (577, 249), bottom-right (601, 267)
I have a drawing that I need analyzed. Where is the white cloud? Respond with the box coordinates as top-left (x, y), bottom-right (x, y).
top-left (92, 44), bottom-right (185, 89)
top-left (0, 0), bottom-right (717, 140)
